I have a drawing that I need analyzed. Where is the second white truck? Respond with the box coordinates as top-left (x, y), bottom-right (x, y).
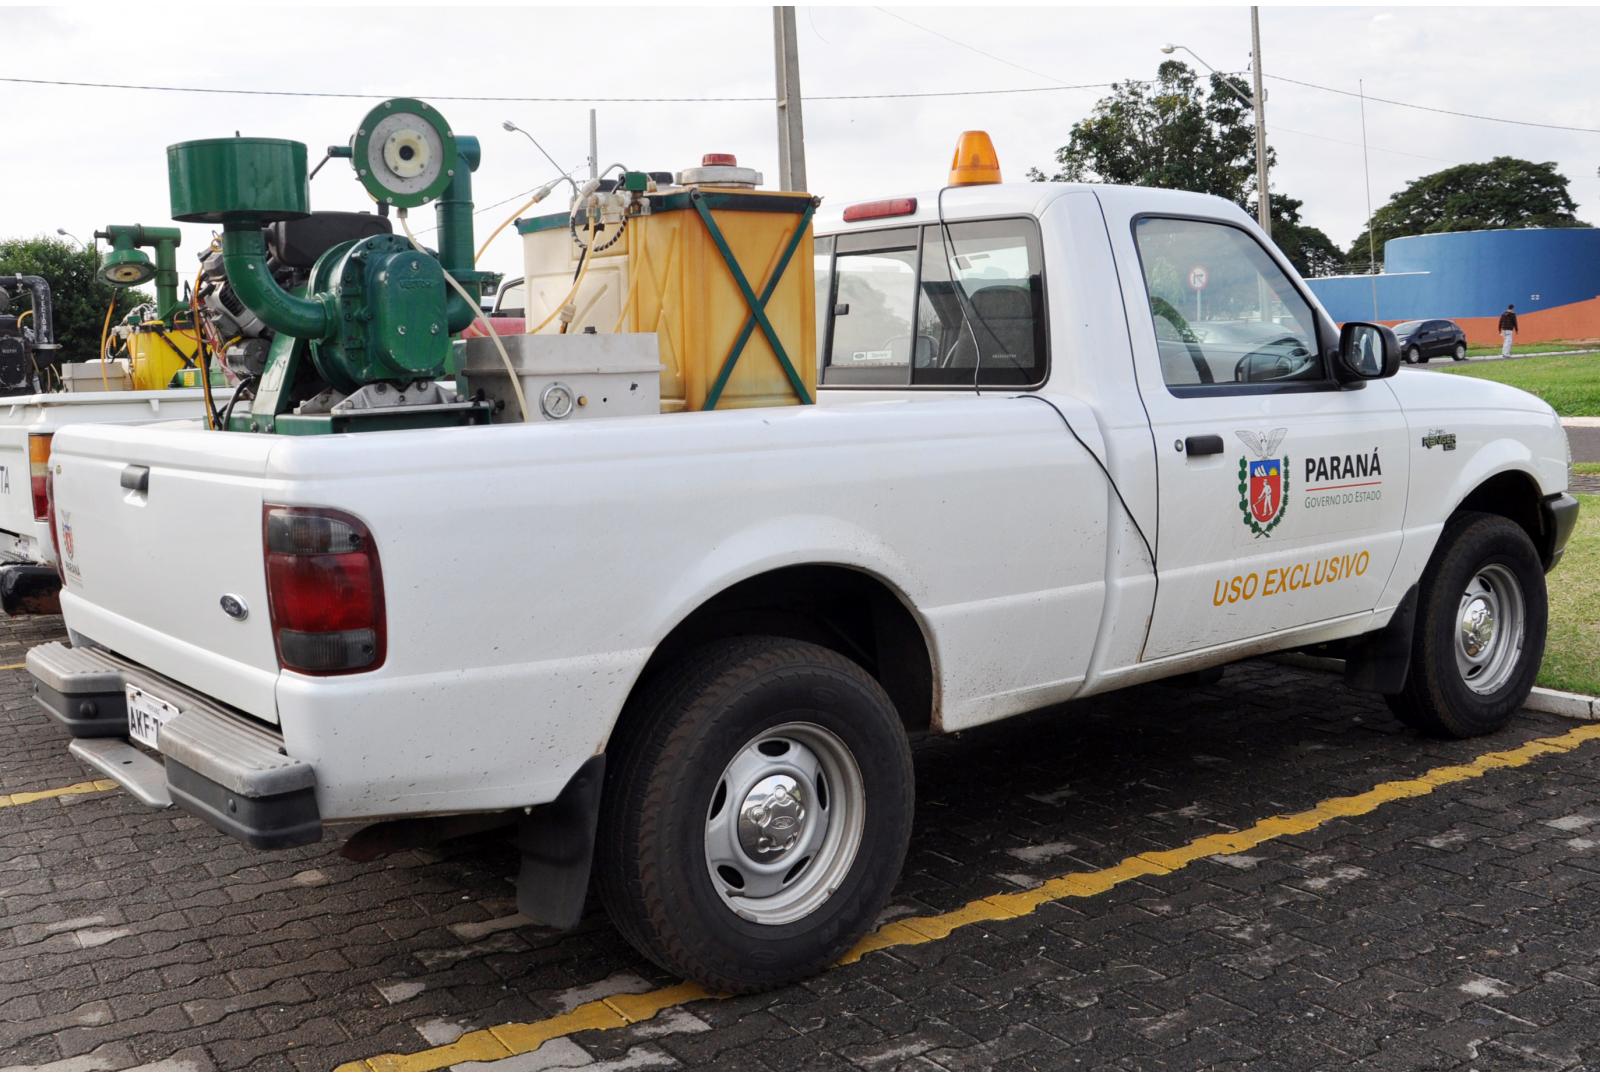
top-left (28, 170), bottom-right (1576, 991)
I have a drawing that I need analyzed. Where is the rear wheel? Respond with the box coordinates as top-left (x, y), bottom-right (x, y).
top-left (1386, 513), bottom-right (1547, 738)
top-left (597, 636), bottom-right (914, 993)
top-left (1453, 342), bottom-right (1467, 361)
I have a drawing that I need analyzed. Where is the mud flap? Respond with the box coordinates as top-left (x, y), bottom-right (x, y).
top-left (0, 565), bottom-right (62, 616)
top-left (515, 754), bottom-right (605, 929)
top-left (1344, 586), bottom-right (1418, 694)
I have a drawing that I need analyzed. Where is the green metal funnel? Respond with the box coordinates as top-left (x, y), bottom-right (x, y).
top-left (99, 245), bottom-right (155, 286)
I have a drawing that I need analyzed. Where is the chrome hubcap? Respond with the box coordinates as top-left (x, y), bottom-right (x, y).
top-left (1455, 563), bottom-right (1525, 695)
top-left (704, 722), bottom-right (865, 925)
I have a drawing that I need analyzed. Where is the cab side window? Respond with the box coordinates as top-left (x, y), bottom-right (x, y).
top-left (818, 218), bottom-right (1047, 388)
top-left (1133, 217), bottom-right (1324, 392)
top-left (914, 221), bottom-right (1045, 386)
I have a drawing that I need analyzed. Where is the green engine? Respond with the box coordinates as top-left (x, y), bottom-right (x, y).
top-left (167, 99), bottom-right (494, 432)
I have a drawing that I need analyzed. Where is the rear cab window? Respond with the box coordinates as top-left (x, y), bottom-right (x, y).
top-left (816, 217), bottom-right (1047, 388)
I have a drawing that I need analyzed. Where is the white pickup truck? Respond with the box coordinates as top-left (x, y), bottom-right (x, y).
top-left (0, 389), bottom-right (205, 613)
top-left (28, 182), bottom-right (1576, 992)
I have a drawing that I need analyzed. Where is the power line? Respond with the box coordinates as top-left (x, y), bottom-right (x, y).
top-left (0, 74), bottom-right (1117, 103)
top-left (1265, 73), bottom-right (1600, 135)
top-left (873, 7), bottom-right (1074, 87)
top-left (7, 65), bottom-right (1596, 135)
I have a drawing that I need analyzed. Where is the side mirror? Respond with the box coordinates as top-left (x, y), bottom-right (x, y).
top-left (1336, 322), bottom-right (1400, 382)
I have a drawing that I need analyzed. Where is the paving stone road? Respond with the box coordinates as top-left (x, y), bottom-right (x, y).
top-left (4, 613), bottom-right (1600, 1070)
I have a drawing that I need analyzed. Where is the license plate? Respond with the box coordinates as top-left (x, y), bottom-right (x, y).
top-left (125, 685), bottom-right (179, 752)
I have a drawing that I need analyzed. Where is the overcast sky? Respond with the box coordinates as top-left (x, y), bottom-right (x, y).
top-left (7, 3), bottom-right (1599, 283)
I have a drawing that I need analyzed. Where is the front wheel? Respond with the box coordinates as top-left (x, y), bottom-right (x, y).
top-left (1386, 513), bottom-right (1548, 738)
top-left (597, 636), bottom-right (914, 993)
top-left (1407, 345), bottom-right (1422, 364)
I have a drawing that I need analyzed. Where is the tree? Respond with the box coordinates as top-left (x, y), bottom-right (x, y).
top-left (1027, 60), bottom-right (1269, 204)
top-left (0, 235), bottom-right (150, 360)
top-left (1028, 60), bottom-right (1339, 278)
top-left (1346, 157), bottom-right (1589, 269)
top-left (1251, 195), bottom-right (1342, 278)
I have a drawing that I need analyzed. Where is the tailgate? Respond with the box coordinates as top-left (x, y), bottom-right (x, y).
top-left (51, 423), bottom-right (282, 722)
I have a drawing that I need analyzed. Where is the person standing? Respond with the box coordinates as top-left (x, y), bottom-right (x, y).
top-left (1499, 304), bottom-right (1519, 357)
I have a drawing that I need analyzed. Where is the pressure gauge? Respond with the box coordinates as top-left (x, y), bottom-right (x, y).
top-left (539, 382), bottom-right (576, 420)
top-left (349, 98), bottom-right (457, 209)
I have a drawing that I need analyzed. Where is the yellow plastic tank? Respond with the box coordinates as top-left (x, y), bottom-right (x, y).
top-left (127, 323), bottom-right (201, 390)
top-left (518, 185), bottom-right (816, 411)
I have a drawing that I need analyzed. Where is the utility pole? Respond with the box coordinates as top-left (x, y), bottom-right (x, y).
top-left (772, 5), bottom-right (807, 192)
top-left (1250, 6), bottom-right (1270, 237)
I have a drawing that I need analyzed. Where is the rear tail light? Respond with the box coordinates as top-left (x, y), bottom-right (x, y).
top-left (28, 434), bottom-right (51, 521)
top-left (263, 506), bottom-right (385, 675)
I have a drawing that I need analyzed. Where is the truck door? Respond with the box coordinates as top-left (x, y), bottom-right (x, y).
top-left (1116, 213), bottom-right (1410, 660)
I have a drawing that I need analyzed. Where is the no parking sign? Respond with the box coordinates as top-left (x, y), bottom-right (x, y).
top-left (1188, 265), bottom-right (1208, 291)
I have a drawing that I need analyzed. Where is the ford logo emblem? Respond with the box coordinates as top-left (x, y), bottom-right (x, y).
top-left (219, 594), bottom-right (249, 621)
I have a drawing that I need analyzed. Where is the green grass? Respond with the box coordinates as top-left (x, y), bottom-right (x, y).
top-left (1464, 339), bottom-right (1600, 358)
top-left (1436, 353), bottom-right (1600, 417)
top-left (1574, 462), bottom-right (1600, 477)
top-left (1539, 493), bottom-right (1600, 696)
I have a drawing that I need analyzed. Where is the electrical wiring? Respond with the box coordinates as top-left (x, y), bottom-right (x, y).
top-left (96, 290), bottom-right (118, 390)
top-left (190, 260), bottom-right (222, 429)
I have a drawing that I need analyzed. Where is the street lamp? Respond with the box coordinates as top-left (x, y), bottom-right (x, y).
top-left (1160, 13), bottom-right (1272, 238)
top-left (55, 228), bottom-right (85, 248)
top-left (501, 120), bottom-right (568, 179)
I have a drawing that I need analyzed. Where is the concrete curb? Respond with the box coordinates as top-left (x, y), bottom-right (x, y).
top-left (1270, 653), bottom-right (1599, 720)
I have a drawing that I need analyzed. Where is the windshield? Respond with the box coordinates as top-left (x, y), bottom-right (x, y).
top-left (1392, 321), bottom-right (1422, 334)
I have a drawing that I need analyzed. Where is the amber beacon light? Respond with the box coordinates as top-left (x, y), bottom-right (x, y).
top-left (948, 131), bottom-right (1002, 186)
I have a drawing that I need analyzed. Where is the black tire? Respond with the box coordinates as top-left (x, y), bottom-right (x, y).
top-left (1453, 342), bottom-right (1467, 361)
top-left (596, 635), bottom-right (914, 993)
top-left (1386, 513), bottom-right (1547, 738)
top-left (1406, 345), bottom-right (1422, 364)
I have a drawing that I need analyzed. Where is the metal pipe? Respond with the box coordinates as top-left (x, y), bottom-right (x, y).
top-left (219, 226), bottom-right (333, 340)
top-left (97, 225), bottom-right (184, 322)
top-left (434, 136), bottom-right (481, 334)
top-left (0, 275), bottom-right (55, 349)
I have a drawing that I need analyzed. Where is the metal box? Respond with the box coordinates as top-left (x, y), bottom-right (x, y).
top-left (460, 333), bottom-right (662, 423)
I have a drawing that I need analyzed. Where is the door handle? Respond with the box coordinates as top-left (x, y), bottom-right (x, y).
top-left (120, 465), bottom-right (149, 493)
top-left (1184, 435), bottom-right (1225, 457)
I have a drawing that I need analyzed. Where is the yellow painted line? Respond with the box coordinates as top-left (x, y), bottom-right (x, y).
top-left (341, 720), bottom-right (1600, 1071)
top-left (0, 778), bottom-right (119, 807)
top-left (0, 662), bottom-right (28, 670)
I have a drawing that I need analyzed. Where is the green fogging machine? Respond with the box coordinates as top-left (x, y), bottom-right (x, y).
top-left (168, 98), bottom-right (498, 434)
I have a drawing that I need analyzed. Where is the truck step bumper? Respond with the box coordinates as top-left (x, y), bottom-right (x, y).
top-left (69, 737), bottom-right (172, 807)
top-left (27, 641), bottom-right (322, 849)
top-left (0, 565), bottom-right (63, 616)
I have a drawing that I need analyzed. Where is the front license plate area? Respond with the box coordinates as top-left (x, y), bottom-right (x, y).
top-left (125, 685), bottom-right (179, 752)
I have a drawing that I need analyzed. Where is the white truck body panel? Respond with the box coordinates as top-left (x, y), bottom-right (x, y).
top-left (42, 182), bottom-right (1572, 823)
top-left (0, 389), bottom-right (207, 565)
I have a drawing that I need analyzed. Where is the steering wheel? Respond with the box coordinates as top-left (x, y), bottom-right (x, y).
top-left (1148, 297), bottom-right (1213, 384)
top-left (1234, 336), bottom-right (1317, 383)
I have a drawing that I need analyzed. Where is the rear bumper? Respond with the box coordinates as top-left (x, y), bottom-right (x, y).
top-left (1542, 492), bottom-right (1581, 571)
top-left (26, 641), bottom-right (321, 849)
